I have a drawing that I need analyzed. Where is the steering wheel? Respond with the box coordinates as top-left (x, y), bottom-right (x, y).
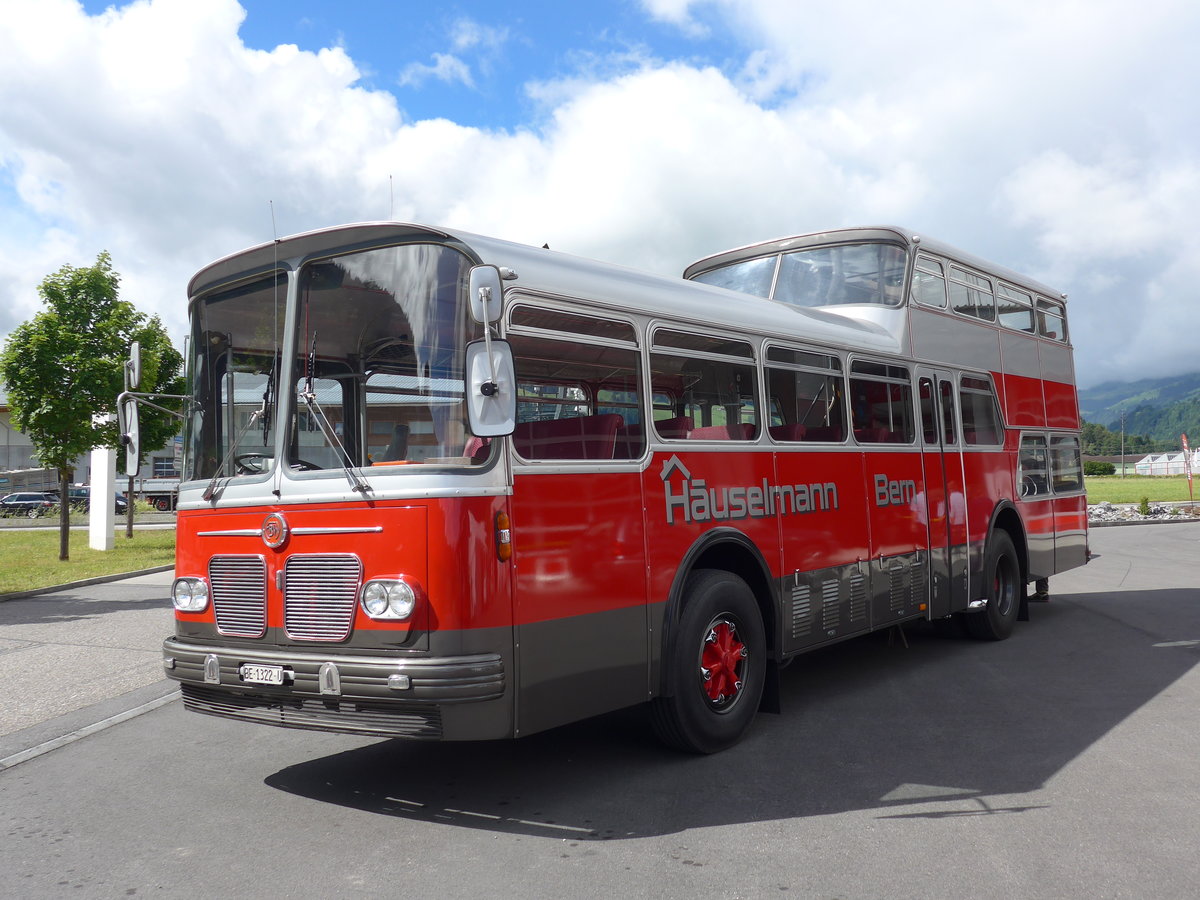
top-left (234, 453), bottom-right (272, 474)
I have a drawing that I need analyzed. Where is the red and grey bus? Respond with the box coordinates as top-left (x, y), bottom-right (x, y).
top-left (144, 222), bottom-right (1086, 753)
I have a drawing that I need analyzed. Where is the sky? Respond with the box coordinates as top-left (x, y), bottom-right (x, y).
top-left (2, 0), bottom-right (1199, 390)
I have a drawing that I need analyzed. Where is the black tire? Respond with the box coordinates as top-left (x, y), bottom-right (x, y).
top-left (965, 531), bottom-right (1023, 641)
top-left (650, 569), bottom-right (766, 754)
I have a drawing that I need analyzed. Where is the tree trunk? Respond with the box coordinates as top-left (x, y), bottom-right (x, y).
top-left (58, 468), bottom-right (70, 561)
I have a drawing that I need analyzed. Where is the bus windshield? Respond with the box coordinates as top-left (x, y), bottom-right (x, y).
top-left (184, 271), bottom-right (286, 481)
top-left (183, 241), bottom-right (485, 482)
top-left (290, 242), bottom-right (481, 472)
top-left (694, 241), bottom-right (908, 309)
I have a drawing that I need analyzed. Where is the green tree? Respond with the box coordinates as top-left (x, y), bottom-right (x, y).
top-left (0, 252), bottom-right (183, 560)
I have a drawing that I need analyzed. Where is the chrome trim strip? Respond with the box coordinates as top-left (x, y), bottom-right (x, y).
top-left (291, 526), bottom-right (384, 535)
top-left (198, 526), bottom-right (384, 537)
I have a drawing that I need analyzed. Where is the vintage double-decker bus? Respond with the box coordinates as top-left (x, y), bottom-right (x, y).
top-left (143, 222), bottom-right (1085, 753)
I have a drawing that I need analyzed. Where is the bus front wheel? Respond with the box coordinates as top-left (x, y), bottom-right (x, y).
top-left (965, 531), bottom-right (1023, 641)
top-left (651, 569), bottom-right (765, 754)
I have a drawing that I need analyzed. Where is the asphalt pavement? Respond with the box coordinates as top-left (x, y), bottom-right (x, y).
top-left (0, 569), bottom-right (176, 767)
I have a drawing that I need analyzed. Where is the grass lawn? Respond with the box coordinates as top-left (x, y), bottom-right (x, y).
top-left (0, 529), bottom-right (175, 596)
top-left (1085, 475), bottom-right (1198, 505)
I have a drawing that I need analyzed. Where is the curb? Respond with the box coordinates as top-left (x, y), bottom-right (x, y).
top-left (1089, 516), bottom-right (1200, 528)
top-left (0, 564), bottom-right (174, 602)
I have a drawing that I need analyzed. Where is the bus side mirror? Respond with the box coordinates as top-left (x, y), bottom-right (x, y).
top-left (465, 339), bottom-right (515, 437)
top-left (118, 393), bottom-right (141, 476)
top-left (468, 266), bottom-right (503, 324)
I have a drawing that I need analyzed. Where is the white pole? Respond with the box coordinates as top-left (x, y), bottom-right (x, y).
top-left (88, 444), bottom-right (116, 551)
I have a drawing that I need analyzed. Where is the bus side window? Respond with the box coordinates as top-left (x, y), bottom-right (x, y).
top-left (939, 379), bottom-right (957, 445)
top-left (959, 375), bottom-right (1004, 446)
top-left (766, 367), bottom-right (846, 442)
top-left (650, 331), bottom-right (758, 441)
top-left (507, 333), bottom-right (642, 461)
top-left (1050, 435), bottom-right (1083, 492)
top-left (849, 361), bottom-right (914, 444)
top-left (1019, 435), bottom-right (1050, 498)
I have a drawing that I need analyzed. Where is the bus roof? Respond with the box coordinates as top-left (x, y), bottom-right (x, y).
top-left (682, 225), bottom-right (1068, 303)
top-left (189, 221), bottom-right (903, 357)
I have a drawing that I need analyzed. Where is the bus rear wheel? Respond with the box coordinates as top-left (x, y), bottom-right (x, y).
top-left (651, 569), bottom-right (765, 754)
top-left (965, 531), bottom-right (1023, 641)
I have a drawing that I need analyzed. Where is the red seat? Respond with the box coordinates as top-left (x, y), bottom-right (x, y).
top-left (513, 414), bottom-right (623, 460)
top-left (691, 423), bottom-right (755, 441)
top-left (651, 416), bottom-right (694, 440)
top-left (768, 423), bottom-right (807, 442)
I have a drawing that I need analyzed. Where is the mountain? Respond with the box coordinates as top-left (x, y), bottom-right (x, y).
top-left (1077, 372), bottom-right (1200, 426)
top-left (1077, 372), bottom-right (1200, 448)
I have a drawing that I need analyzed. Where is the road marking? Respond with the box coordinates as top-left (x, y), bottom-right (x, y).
top-left (0, 690), bottom-right (180, 771)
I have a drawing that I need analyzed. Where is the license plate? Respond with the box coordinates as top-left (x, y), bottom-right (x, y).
top-left (239, 664), bottom-right (286, 685)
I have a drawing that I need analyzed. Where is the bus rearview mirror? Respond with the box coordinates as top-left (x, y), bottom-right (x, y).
top-left (118, 394), bottom-right (141, 477)
top-left (465, 339), bottom-right (515, 437)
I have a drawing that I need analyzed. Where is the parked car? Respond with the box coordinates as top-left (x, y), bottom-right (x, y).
top-left (57, 487), bottom-right (129, 514)
top-left (0, 492), bottom-right (59, 518)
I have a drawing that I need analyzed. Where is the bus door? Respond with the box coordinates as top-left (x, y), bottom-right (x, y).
top-left (917, 369), bottom-right (969, 617)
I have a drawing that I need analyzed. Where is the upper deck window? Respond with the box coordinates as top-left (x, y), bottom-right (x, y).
top-left (911, 255), bottom-right (948, 308)
top-left (774, 243), bottom-right (907, 308)
top-left (691, 241), bottom-right (907, 309)
top-left (997, 284), bottom-right (1035, 332)
top-left (689, 255), bottom-right (778, 297)
top-left (1037, 298), bottom-right (1067, 342)
top-left (948, 266), bottom-right (996, 322)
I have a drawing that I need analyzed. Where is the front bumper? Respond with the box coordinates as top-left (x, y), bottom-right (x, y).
top-left (163, 637), bottom-right (508, 740)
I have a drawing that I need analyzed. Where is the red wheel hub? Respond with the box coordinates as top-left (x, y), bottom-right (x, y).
top-left (700, 619), bottom-right (746, 704)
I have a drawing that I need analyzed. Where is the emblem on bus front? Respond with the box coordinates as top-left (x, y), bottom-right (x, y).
top-left (261, 513), bottom-right (289, 549)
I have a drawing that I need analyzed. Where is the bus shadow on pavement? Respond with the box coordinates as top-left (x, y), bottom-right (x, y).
top-left (264, 588), bottom-right (1200, 840)
top-left (0, 592), bottom-right (170, 625)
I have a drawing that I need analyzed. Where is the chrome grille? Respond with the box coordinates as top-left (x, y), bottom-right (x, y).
top-left (209, 555), bottom-right (268, 638)
top-left (284, 554), bottom-right (362, 641)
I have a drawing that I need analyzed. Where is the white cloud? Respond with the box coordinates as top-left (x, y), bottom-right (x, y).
top-left (2, 0), bottom-right (1199, 389)
top-left (398, 52), bottom-right (475, 89)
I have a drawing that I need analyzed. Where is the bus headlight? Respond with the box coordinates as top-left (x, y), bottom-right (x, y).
top-left (172, 577), bottom-right (210, 613)
top-left (360, 579), bottom-right (417, 620)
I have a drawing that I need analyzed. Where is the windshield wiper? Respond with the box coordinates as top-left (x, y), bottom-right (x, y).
top-left (299, 332), bottom-right (371, 495)
top-left (202, 401), bottom-right (269, 501)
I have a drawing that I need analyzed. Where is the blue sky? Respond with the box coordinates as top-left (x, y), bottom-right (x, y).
top-left (6, 0), bottom-right (1200, 388)
top-left (145, 0), bottom-right (745, 129)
